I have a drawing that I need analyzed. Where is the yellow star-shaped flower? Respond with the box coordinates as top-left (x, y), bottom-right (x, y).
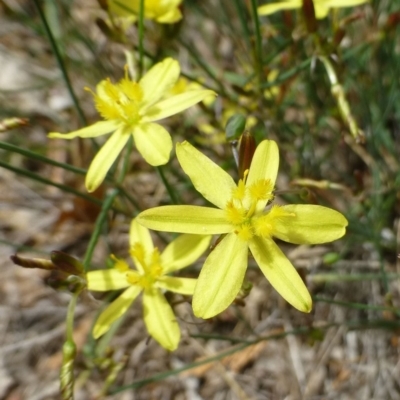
top-left (137, 140), bottom-right (348, 318)
top-left (48, 58), bottom-right (215, 192)
top-left (87, 218), bottom-right (211, 351)
top-left (108, 0), bottom-right (183, 24)
top-left (258, 0), bottom-right (369, 20)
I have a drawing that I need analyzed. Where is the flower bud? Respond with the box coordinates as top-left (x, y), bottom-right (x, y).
top-left (10, 254), bottom-right (55, 270)
top-left (238, 130), bottom-right (256, 179)
top-left (302, 0), bottom-right (317, 33)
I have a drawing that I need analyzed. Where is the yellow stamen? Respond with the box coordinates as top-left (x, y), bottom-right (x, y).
top-left (248, 179), bottom-right (274, 202)
top-left (111, 254), bottom-right (130, 272)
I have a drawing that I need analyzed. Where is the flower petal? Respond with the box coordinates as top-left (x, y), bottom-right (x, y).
top-left (273, 204), bottom-right (348, 244)
top-left (133, 122), bottom-right (172, 166)
top-left (258, 0), bottom-right (302, 16)
top-left (157, 276), bottom-right (197, 295)
top-left (314, 5), bottom-right (330, 19)
top-left (161, 234), bottom-right (211, 273)
top-left (93, 285), bottom-right (142, 338)
top-left (87, 269), bottom-right (130, 291)
top-left (324, 0), bottom-right (369, 7)
top-left (156, 7), bottom-right (182, 23)
top-left (130, 218), bottom-right (154, 254)
top-left (129, 218), bottom-right (154, 273)
top-left (249, 237), bottom-right (312, 313)
top-left (176, 141), bottom-right (237, 209)
top-left (85, 127), bottom-right (130, 192)
top-left (145, 90), bottom-right (216, 122)
top-left (143, 289), bottom-right (180, 351)
top-left (247, 139), bottom-right (279, 189)
top-left (137, 206), bottom-right (233, 234)
top-left (140, 58), bottom-right (180, 109)
top-left (48, 120), bottom-right (119, 139)
top-left (192, 233), bottom-right (248, 318)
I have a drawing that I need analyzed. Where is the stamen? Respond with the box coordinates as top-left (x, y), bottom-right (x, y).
top-left (232, 179), bottom-right (246, 201)
top-left (126, 270), bottom-right (140, 285)
top-left (111, 254), bottom-right (130, 272)
top-left (248, 179), bottom-right (274, 202)
top-left (236, 224), bottom-right (253, 241)
top-left (226, 201), bottom-right (246, 225)
top-left (130, 243), bottom-right (146, 270)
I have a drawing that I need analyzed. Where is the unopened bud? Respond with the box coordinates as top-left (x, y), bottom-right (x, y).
top-left (302, 0), bottom-right (317, 33)
top-left (11, 254), bottom-right (55, 270)
top-left (96, 0), bottom-right (108, 11)
top-left (51, 251), bottom-right (84, 277)
top-left (0, 118), bottom-right (29, 132)
top-left (238, 131), bottom-right (256, 179)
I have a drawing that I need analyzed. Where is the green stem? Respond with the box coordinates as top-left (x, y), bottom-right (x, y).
top-left (60, 290), bottom-right (80, 400)
top-left (232, 0), bottom-right (251, 48)
top-left (66, 291), bottom-right (79, 341)
top-left (82, 189), bottom-right (119, 271)
top-left (138, 0), bottom-right (145, 78)
top-left (0, 141), bottom-right (86, 176)
top-left (318, 55), bottom-right (364, 143)
top-left (32, 0), bottom-right (86, 125)
top-left (157, 166), bottom-right (179, 204)
top-left (0, 160), bottom-right (103, 206)
top-left (249, 0), bottom-right (263, 92)
top-left (118, 137), bottom-right (133, 183)
top-left (0, 141), bottom-right (138, 212)
top-left (177, 38), bottom-right (231, 100)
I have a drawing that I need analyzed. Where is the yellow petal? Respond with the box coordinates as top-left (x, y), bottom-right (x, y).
top-left (129, 218), bottom-right (154, 273)
top-left (157, 276), bottom-right (197, 295)
top-left (258, 0), bottom-right (302, 16)
top-left (247, 139), bottom-right (279, 191)
top-left (323, 0), bottom-right (369, 7)
top-left (192, 233), bottom-right (248, 319)
top-left (314, 5), bottom-right (330, 18)
top-left (142, 289), bottom-right (180, 351)
top-left (93, 285), bottom-right (142, 339)
top-left (176, 141), bottom-right (237, 209)
top-left (133, 122), bottom-right (172, 166)
top-left (156, 7), bottom-right (182, 23)
top-left (87, 269), bottom-right (129, 291)
top-left (145, 90), bottom-right (216, 122)
top-left (48, 120), bottom-right (119, 139)
top-left (249, 237), bottom-right (312, 313)
top-left (137, 206), bottom-right (233, 234)
top-left (273, 204), bottom-right (348, 244)
top-left (161, 234), bottom-right (211, 273)
top-left (130, 218), bottom-right (154, 254)
top-left (85, 127), bottom-right (130, 192)
top-left (140, 58), bottom-right (179, 109)
top-left (108, 0), bottom-right (135, 16)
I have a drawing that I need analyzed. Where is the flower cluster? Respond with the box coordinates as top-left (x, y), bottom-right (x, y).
top-left (48, 57), bottom-right (348, 351)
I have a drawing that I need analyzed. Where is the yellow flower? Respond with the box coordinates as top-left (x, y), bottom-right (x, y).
top-left (258, 0), bottom-right (369, 19)
top-left (108, 0), bottom-right (183, 24)
top-left (48, 58), bottom-right (215, 192)
top-left (137, 140), bottom-right (348, 318)
top-left (87, 218), bottom-right (211, 351)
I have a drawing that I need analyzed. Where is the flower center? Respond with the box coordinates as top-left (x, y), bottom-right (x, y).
top-left (89, 69), bottom-right (144, 127)
top-left (115, 244), bottom-right (163, 290)
top-left (225, 174), bottom-right (293, 241)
